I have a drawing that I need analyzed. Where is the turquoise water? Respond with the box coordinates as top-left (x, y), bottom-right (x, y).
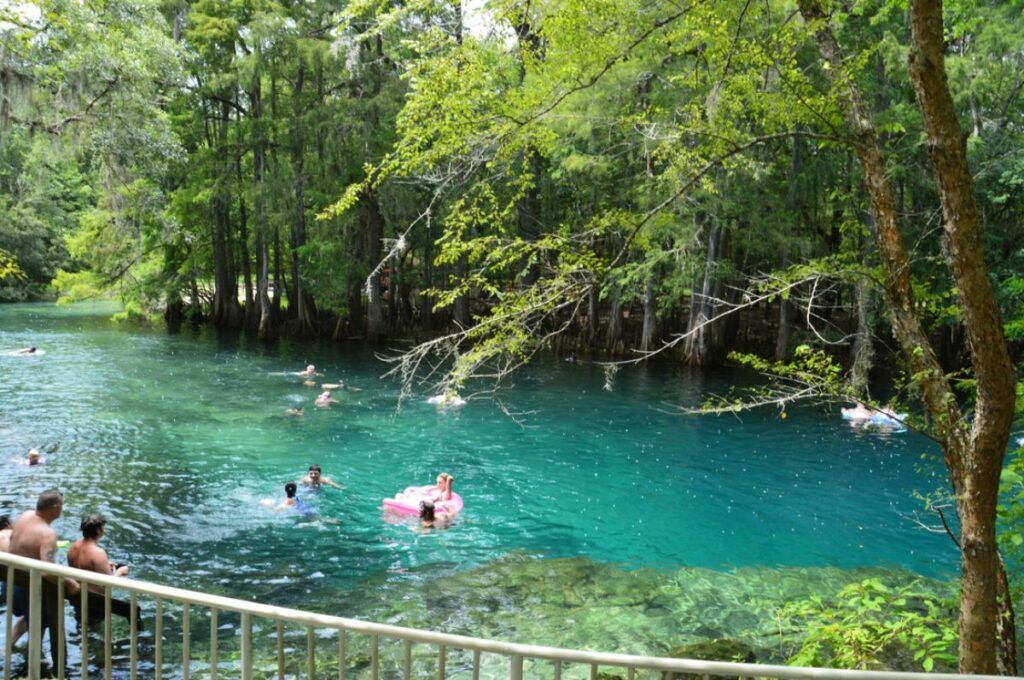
top-left (0, 302), bottom-right (956, 664)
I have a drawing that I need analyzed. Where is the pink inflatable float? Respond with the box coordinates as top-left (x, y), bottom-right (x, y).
top-left (382, 485), bottom-right (464, 516)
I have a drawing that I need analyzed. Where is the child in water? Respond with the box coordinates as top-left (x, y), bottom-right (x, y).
top-left (419, 501), bottom-right (436, 528)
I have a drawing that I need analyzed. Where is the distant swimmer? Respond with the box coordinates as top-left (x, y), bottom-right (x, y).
top-left (840, 401), bottom-right (873, 421)
top-left (427, 391), bottom-right (466, 409)
top-left (284, 407), bottom-right (305, 418)
top-left (299, 464), bottom-right (343, 489)
top-left (321, 382), bottom-right (345, 390)
top-left (315, 390), bottom-right (338, 408)
top-left (8, 346), bottom-right (44, 357)
top-left (15, 448), bottom-right (45, 466)
top-left (297, 364), bottom-right (321, 378)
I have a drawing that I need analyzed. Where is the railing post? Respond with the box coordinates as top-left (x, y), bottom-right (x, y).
top-left (240, 612), bottom-right (253, 680)
top-left (182, 602), bottom-right (191, 680)
top-left (104, 588), bottom-right (112, 680)
top-left (437, 643), bottom-right (446, 680)
top-left (337, 629), bottom-right (346, 680)
top-left (129, 593), bottom-right (138, 680)
top-left (371, 634), bottom-right (379, 680)
top-left (56, 577), bottom-right (65, 680)
top-left (277, 619), bottom-right (285, 680)
top-left (154, 597), bottom-right (163, 680)
top-left (28, 567), bottom-right (41, 680)
top-left (510, 654), bottom-right (523, 680)
top-left (209, 607), bottom-right (219, 680)
top-left (307, 625), bottom-right (315, 680)
top-left (81, 582), bottom-right (89, 680)
top-left (4, 566), bottom-right (14, 680)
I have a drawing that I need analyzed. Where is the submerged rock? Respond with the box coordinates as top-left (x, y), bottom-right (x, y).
top-left (662, 639), bottom-right (756, 680)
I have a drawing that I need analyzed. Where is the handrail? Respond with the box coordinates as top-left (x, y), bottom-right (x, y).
top-left (0, 552), bottom-right (998, 680)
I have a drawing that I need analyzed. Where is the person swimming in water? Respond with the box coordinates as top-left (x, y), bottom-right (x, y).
top-left (299, 464), bottom-right (343, 489)
top-left (15, 347), bottom-right (37, 355)
top-left (297, 364), bottom-right (320, 378)
top-left (15, 448), bottom-right (44, 466)
top-left (419, 501), bottom-right (437, 528)
top-left (271, 482), bottom-right (315, 515)
top-left (315, 391), bottom-right (338, 408)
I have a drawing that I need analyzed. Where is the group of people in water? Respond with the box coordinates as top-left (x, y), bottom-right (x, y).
top-left (281, 364), bottom-right (352, 415)
top-left (261, 465), bottom-right (457, 528)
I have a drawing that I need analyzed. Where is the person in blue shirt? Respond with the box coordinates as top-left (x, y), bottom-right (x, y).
top-left (276, 482), bottom-right (314, 516)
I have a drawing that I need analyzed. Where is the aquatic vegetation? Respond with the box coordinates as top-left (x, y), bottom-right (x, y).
top-left (780, 578), bottom-right (958, 671)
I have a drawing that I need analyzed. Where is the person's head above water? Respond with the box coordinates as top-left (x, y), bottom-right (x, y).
top-left (80, 513), bottom-right (107, 539)
top-left (419, 501), bottom-right (436, 523)
top-left (308, 464), bottom-right (322, 480)
top-left (285, 482), bottom-right (298, 498)
top-left (27, 448), bottom-right (41, 464)
top-left (0, 515), bottom-right (11, 531)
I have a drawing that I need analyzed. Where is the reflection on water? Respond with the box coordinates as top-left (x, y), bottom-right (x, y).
top-left (0, 302), bottom-right (956, 664)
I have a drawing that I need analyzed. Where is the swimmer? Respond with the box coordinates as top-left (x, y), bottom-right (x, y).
top-left (297, 364), bottom-right (321, 378)
top-left (315, 390), bottom-right (338, 408)
top-left (320, 382), bottom-right (345, 390)
top-left (299, 464), bottom-right (343, 489)
top-left (15, 347), bottom-right (37, 355)
top-left (427, 391), bottom-right (466, 408)
top-left (841, 401), bottom-right (873, 421)
top-left (15, 448), bottom-right (45, 466)
top-left (419, 501), bottom-right (437, 528)
top-left (262, 482), bottom-right (315, 514)
top-left (284, 407), bottom-right (305, 418)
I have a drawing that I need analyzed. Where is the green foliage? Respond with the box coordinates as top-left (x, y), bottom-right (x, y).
top-left (781, 578), bottom-right (958, 671)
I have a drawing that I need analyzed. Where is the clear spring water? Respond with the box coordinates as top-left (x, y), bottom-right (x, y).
top-left (0, 301), bottom-right (957, 665)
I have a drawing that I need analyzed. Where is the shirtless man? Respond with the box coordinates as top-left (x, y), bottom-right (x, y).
top-left (298, 464), bottom-right (343, 489)
top-left (0, 515), bottom-right (28, 645)
top-left (9, 490), bottom-right (80, 666)
top-left (68, 514), bottom-right (134, 625)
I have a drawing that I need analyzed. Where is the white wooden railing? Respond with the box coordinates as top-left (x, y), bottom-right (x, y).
top-left (0, 552), bottom-right (1003, 680)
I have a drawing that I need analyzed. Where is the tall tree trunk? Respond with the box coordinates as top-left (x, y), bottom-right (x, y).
top-left (250, 72), bottom-right (273, 341)
top-left (588, 284), bottom-right (600, 345)
top-left (907, 2), bottom-right (1015, 671)
top-left (799, 0), bottom-right (1016, 671)
top-left (421, 216), bottom-right (435, 331)
top-left (211, 103), bottom-right (242, 329)
top-left (640, 277), bottom-right (657, 352)
top-left (365, 193), bottom-right (386, 340)
top-left (234, 151), bottom-right (255, 327)
top-left (849, 273), bottom-right (875, 396)
top-left (776, 134), bottom-right (802, 361)
top-left (289, 60), bottom-right (316, 335)
top-left (454, 254), bottom-right (470, 328)
top-left (683, 211), bottom-right (720, 366)
top-left (606, 286), bottom-right (623, 354)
